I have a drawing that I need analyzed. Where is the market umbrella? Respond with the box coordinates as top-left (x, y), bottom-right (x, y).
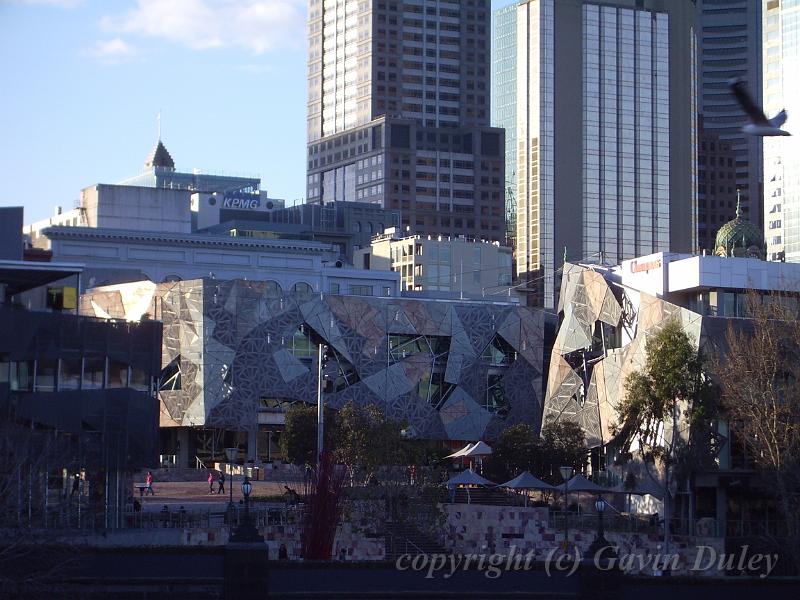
top-left (446, 469), bottom-right (495, 487)
top-left (557, 474), bottom-right (609, 494)
top-left (500, 471), bottom-right (555, 491)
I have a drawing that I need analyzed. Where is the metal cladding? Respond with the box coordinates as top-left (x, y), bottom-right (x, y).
top-left (84, 279), bottom-right (549, 440)
top-left (543, 262), bottom-right (706, 448)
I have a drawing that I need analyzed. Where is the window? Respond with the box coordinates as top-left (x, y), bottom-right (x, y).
top-left (350, 285), bottom-right (373, 296)
top-left (292, 282), bottom-right (313, 295)
top-left (330, 282), bottom-right (340, 294)
top-left (108, 360), bottom-right (129, 388)
top-left (383, 286), bottom-right (392, 297)
top-left (36, 359), bottom-right (58, 392)
top-left (83, 356), bottom-right (105, 389)
top-left (9, 361), bottom-right (34, 391)
top-left (60, 357), bottom-right (81, 390)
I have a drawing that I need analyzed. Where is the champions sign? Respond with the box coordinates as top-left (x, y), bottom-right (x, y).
top-left (629, 257), bottom-right (662, 273)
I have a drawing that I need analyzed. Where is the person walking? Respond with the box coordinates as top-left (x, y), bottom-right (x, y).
top-left (145, 471), bottom-right (155, 496)
top-left (207, 471), bottom-right (215, 494)
top-left (70, 473), bottom-right (80, 498)
top-left (217, 470), bottom-right (226, 494)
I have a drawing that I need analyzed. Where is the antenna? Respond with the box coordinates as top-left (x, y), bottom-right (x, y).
top-left (157, 109), bottom-right (162, 140)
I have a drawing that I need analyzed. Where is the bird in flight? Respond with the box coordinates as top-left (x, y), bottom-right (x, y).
top-left (729, 78), bottom-right (790, 136)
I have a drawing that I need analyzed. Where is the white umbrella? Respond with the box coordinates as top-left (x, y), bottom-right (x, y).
top-left (444, 443), bottom-right (474, 459)
top-left (461, 441), bottom-right (492, 457)
top-left (500, 471), bottom-right (554, 491)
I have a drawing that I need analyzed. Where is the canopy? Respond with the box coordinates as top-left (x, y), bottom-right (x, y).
top-left (612, 474), bottom-right (664, 500)
top-left (558, 474), bottom-right (609, 494)
top-left (445, 469), bottom-right (495, 487)
top-left (500, 471), bottom-right (554, 491)
top-left (444, 443), bottom-right (474, 459)
top-left (461, 441), bottom-right (492, 457)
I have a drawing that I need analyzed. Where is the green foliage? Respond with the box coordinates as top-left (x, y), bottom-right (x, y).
top-left (280, 403), bottom-right (337, 465)
top-left (487, 420), bottom-right (587, 484)
top-left (617, 320), bottom-right (714, 472)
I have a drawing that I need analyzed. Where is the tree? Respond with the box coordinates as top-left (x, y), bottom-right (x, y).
top-left (331, 401), bottom-right (405, 482)
top-left (487, 424), bottom-right (538, 482)
top-left (615, 319), bottom-right (713, 557)
top-left (281, 403), bottom-right (336, 466)
top-left (712, 293), bottom-right (800, 572)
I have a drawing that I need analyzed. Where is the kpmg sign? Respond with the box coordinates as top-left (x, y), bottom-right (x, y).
top-left (223, 192), bottom-right (261, 210)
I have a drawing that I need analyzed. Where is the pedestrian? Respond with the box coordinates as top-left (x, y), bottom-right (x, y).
top-left (208, 471), bottom-right (214, 494)
top-left (145, 471), bottom-right (155, 496)
top-left (217, 470), bottom-right (226, 494)
top-left (278, 543), bottom-right (288, 560)
top-left (70, 473), bottom-right (80, 497)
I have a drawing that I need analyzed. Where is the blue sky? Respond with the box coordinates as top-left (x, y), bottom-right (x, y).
top-left (0, 0), bottom-right (513, 224)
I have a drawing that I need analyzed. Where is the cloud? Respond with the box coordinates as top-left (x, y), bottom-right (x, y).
top-left (100, 0), bottom-right (306, 55)
top-left (86, 38), bottom-right (138, 64)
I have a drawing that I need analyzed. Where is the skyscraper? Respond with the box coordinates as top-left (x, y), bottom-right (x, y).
top-left (696, 0), bottom-right (763, 239)
top-left (763, 0), bottom-right (800, 262)
top-left (306, 0), bottom-right (506, 242)
top-left (515, 0), bottom-right (697, 308)
top-left (492, 3), bottom-right (518, 246)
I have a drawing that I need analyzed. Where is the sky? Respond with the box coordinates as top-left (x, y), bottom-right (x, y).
top-left (0, 0), bottom-right (514, 224)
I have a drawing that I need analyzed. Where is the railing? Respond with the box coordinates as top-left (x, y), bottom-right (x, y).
top-left (726, 518), bottom-right (782, 538)
top-left (195, 456), bottom-right (206, 470)
top-left (549, 512), bottom-right (721, 537)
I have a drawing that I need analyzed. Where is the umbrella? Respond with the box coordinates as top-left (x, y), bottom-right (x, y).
top-left (444, 443), bottom-right (474, 459)
top-left (558, 474), bottom-right (609, 494)
top-left (612, 474), bottom-right (664, 500)
top-left (445, 469), bottom-right (495, 487)
top-left (500, 471), bottom-right (555, 491)
top-left (461, 441), bottom-right (492, 457)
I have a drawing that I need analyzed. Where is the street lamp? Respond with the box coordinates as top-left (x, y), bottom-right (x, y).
top-left (225, 447), bottom-right (237, 516)
top-left (588, 494), bottom-right (616, 562)
top-left (230, 475), bottom-right (263, 543)
top-left (559, 466), bottom-right (574, 552)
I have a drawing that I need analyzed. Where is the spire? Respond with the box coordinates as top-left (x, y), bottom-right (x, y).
top-left (735, 188), bottom-right (742, 219)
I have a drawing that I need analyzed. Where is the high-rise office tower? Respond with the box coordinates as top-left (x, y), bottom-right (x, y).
top-left (696, 0), bottom-right (763, 241)
top-left (516, 0), bottom-right (697, 308)
top-left (306, 0), bottom-right (506, 243)
top-left (763, 0), bottom-right (800, 262)
top-left (492, 3), bottom-right (518, 247)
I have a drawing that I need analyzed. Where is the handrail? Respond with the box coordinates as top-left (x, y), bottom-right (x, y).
top-left (195, 456), bottom-right (206, 470)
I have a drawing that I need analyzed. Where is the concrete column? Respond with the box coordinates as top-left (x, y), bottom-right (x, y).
top-left (177, 428), bottom-right (191, 469)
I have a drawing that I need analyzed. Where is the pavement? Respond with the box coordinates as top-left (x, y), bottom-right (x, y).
top-left (133, 479), bottom-right (308, 512)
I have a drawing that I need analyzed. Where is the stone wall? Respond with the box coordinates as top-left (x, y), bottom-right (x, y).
top-left (441, 504), bottom-right (725, 577)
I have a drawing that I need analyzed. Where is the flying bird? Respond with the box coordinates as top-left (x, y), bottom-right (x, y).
top-left (729, 78), bottom-right (790, 136)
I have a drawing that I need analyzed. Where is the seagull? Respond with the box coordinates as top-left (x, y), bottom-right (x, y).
top-left (728, 78), bottom-right (790, 136)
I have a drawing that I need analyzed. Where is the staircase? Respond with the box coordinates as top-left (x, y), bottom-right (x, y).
top-left (383, 520), bottom-right (450, 561)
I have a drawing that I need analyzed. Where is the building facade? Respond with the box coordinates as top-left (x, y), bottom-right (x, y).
top-left (354, 228), bottom-right (513, 297)
top-left (697, 0), bottom-right (763, 230)
top-left (515, 0), bottom-right (698, 308)
top-left (698, 123), bottom-right (739, 252)
top-left (306, 0), bottom-right (506, 242)
top-left (763, 0), bottom-right (800, 262)
top-left (83, 280), bottom-right (551, 466)
top-left (492, 2), bottom-right (519, 245)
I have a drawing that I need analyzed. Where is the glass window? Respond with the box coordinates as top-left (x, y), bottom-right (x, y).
top-left (330, 282), bottom-right (340, 294)
top-left (83, 356), bottom-right (105, 389)
top-left (60, 357), bottom-right (82, 390)
top-left (130, 368), bottom-right (150, 392)
top-left (9, 361), bottom-right (34, 391)
top-left (292, 282), bottom-right (314, 295)
top-left (36, 359), bottom-right (58, 392)
top-left (383, 286), bottom-right (392, 297)
top-left (108, 360), bottom-right (129, 388)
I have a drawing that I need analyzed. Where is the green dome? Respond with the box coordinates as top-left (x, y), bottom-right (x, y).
top-left (714, 200), bottom-right (765, 260)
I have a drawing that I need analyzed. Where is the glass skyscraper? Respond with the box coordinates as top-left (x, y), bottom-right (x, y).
top-left (516, 0), bottom-right (697, 308)
top-left (492, 3), bottom-right (518, 244)
top-left (764, 0), bottom-right (800, 261)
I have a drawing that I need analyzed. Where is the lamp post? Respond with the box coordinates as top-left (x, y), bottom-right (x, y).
top-left (559, 466), bottom-right (574, 552)
top-left (588, 494), bottom-right (616, 562)
top-left (225, 447), bottom-right (237, 517)
top-left (229, 475), bottom-right (263, 543)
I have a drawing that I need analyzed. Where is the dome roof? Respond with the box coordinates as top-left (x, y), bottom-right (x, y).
top-left (144, 139), bottom-right (175, 171)
top-left (714, 199), bottom-right (765, 260)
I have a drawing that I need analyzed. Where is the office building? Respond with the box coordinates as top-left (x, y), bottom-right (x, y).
top-left (698, 121), bottom-right (738, 252)
top-left (492, 2), bottom-right (519, 245)
top-left (764, 0), bottom-right (800, 262)
top-left (516, 0), bottom-right (698, 308)
top-left (306, 0), bottom-right (506, 242)
top-left (354, 227), bottom-right (513, 297)
top-left (697, 0), bottom-right (763, 230)
top-left (83, 280), bottom-right (550, 465)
